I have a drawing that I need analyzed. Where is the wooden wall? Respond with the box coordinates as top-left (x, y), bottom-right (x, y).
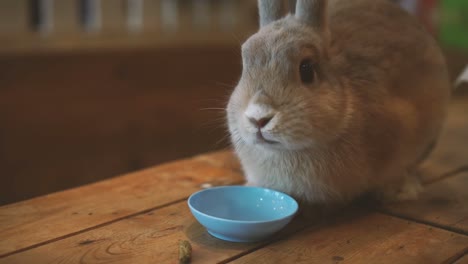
top-left (0, 45), bottom-right (242, 205)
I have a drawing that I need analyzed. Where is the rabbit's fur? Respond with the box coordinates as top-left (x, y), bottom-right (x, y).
top-left (226, 0), bottom-right (451, 205)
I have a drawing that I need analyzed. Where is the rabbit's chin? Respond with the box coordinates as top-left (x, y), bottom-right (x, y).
top-left (244, 136), bottom-right (284, 151)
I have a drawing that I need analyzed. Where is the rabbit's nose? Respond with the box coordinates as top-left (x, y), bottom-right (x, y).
top-left (248, 116), bottom-right (273, 128)
top-left (245, 103), bottom-right (276, 128)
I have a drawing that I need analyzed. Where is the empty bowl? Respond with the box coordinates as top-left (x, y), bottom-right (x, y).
top-left (188, 186), bottom-right (299, 243)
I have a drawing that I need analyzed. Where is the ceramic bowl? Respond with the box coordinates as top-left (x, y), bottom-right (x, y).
top-left (188, 186), bottom-right (299, 242)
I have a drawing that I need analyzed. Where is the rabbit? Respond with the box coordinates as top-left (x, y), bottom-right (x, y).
top-left (226, 0), bottom-right (451, 205)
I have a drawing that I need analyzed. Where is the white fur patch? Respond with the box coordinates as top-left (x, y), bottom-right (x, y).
top-left (244, 103), bottom-right (276, 123)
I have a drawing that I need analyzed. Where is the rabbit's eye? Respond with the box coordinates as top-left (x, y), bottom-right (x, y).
top-left (300, 59), bottom-right (315, 84)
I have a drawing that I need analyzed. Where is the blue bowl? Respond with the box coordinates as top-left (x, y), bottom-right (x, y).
top-left (188, 186), bottom-right (299, 243)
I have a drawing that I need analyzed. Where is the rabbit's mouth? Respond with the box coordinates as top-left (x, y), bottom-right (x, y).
top-left (255, 130), bottom-right (279, 145)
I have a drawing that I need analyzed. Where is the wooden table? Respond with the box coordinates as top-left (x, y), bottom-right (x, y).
top-left (1, 96), bottom-right (467, 264)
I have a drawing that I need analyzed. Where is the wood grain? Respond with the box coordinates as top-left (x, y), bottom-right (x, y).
top-left (0, 151), bottom-right (243, 257)
top-left (0, 200), bottom-right (309, 264)
top-left (381, 171), bottom-right (468, 234)
top-left (230, 213), bottom-right (468, 264)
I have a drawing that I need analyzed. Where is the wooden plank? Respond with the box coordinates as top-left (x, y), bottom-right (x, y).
top-left (0, 151), bottom-right (242, 257)
top-left (382, 171), bottom-right (468, 234)
top-left (421, 97), bottom-right (468, 183)
top-left (229, 213), bottom-right (468, 264)
top-left (0, 200), bottom-right (308, 264)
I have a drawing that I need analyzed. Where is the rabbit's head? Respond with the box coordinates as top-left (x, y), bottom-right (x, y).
top-left (228, 0), bottom-right (354, 151)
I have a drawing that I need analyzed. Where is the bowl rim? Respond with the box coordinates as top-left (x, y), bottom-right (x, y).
top-left (187, 185), bottom-right (299, 224)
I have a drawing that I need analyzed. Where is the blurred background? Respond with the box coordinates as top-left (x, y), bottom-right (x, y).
top-left (0, 0), bottom-right (466, 206)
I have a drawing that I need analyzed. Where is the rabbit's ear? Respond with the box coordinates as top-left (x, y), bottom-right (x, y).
top-left (258, 0), bottom-right (284, 27)
top-left (295, 0), bottom-right (328, 32)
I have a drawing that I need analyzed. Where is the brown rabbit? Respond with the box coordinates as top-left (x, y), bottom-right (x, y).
top-left (226, 0), bottom-right (451, 205)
